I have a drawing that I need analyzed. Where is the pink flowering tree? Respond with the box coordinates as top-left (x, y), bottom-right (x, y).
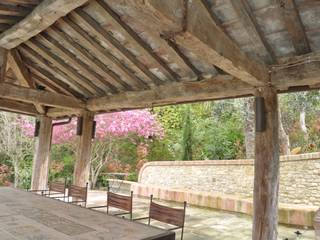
top-left (20, 110), bottom-right (164, 187)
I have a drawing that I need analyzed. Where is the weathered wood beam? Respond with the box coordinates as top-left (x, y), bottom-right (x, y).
top-left (70, 9), bottom-right (166, 85)
top-left (278, 0), bottom-right (311, 55)
top-left (149, 0), bottom-right (269, 86)
top-left (73, 111), bottom-right (94, 186)
top-left (25, 39), bottom-right (103, 96)
top-left (0, 98), bottom-right (38, 115)
top-left (271, 52), bottom-right (320, 90)
top-left (0, 82), bottom-right (85, 109)
top-left (230, 0), bottom-right (277, 63)
top-left (31, 116), bottom-right (52, 190)
top-left (253, 87), bottom-right (279, 240)
top-left (8, 49), bottom-right (45, 114)
top-left (0, 0), bottom-right (89, 49)
top-left (47, 108), bottom-right (81, 119)
top-left (0, 3), bottom-right (30, 17)
top-left (0, 48), bottom-right (8, 83)
top-left (87, 76), bottom-right (254, 112)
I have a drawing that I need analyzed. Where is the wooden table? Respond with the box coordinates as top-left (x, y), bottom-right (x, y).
top-left (0, 187), bottom-right (175, 240)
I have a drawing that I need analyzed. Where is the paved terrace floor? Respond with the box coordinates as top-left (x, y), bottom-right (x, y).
top-left (88, 191), bottom-right (315, 240)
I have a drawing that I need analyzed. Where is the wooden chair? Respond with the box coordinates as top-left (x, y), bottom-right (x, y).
top-left (89, 190), bottom-right (133, 220)
top-left (28, 180), bottom-right (66, 200)
top-left (67, 183), bottom-right (88, 207)
top-left (136, 195), bottom-right (187, 240)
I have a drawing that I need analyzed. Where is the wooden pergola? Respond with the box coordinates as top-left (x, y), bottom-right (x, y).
top-left (0, 0), bottom-right (319, 239)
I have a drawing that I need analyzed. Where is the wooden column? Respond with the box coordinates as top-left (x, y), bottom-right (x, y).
top-left (253, 87), bottom-right (280, 240)
top-left (73, 111), bottom-right (94, 187)
top-left (31, 116), bottom-right (53, 190)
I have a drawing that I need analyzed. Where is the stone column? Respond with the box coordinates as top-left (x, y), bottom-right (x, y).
top-left (73, 111), bottom-right (94, 187)
top-left (31, 116), bottom-right (53, 190)
top-left (252, 87), bottom-right (280, 240)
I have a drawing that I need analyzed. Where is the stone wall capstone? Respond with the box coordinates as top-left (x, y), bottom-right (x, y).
top-left (138, 152), bottom-right (320, 206)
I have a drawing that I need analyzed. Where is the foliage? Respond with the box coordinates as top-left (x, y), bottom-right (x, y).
top-left (181, 105), bottom-right (193, 160)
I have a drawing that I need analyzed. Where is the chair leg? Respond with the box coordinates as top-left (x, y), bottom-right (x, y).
top-left (181, 227), bottom-right (184, 240)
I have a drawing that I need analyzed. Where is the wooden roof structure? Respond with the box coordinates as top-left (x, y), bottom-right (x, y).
top-left (0, 0), bottom-right (319, 119)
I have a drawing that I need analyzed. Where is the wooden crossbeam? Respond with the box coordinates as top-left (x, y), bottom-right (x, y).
top-left (278, 0), bottom-right (311, 55)
top-left (87, 76), bottom-right (254, 112)
top-left (0, 82), bottom-right (85, 110)
top-left (147, 0), bottom-right (269, 86)
top-left (0, 48), bottom-right (8, 83)
top-left (0, 0), bottom-right (89, 49)
top-left (0, 98), bottom-right (38, 115)
top-left (0, 3), bottom-right (30, 17)
top-left (230, 0), bottom-right (277, 63)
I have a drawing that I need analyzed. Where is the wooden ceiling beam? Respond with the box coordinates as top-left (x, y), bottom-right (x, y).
top-left (278, 0), bottom-right (311, 55)
top-left (58, 18), bottom-right (150, 90)
top-left (95, 0), bottom-right (181, 81)
top-left (70, 10), bottom-right (166, 86)
top-left (148, 0), bottom-right (269, 86)
top-left (25, 39), bottom-right (102, 96)
top-left (20, 44), bottom-right (88, 98)
top-left (0, 0), bottom-right (89, 49)
top-left (37, 32), bottom-right (119, 94)
top-left (87, 75), bottom-right (254, 112)
top-left (0, 98), bottom-right (38, 116)
top-left (0, 48), bottom-right (8, 83)
top-left (0, 82), bottom-right (85, 109)
top-left (230, 0), bottom-right (277, 63)
top-left (0, 3), bottom-right (30, 17)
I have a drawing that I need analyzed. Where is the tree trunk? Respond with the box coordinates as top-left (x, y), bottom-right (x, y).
top-left (253, 87), bottom-right (280, 240)
top-left (244, 98), bottom-right (255, 159)
top-left (278, 107), bottom-right (290, 155)
top-left (300, 107), bottom-right (308, 140)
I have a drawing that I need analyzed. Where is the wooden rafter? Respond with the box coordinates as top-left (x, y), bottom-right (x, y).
top-left (58, 17), bottom-right (150, 89)
top-left (0, 48), bottom-right (8, 83)
top-left (0, 3), bottom-right (30, 17)
top-left (7, 49), bottom-right (46, 114)
top-left (20, 44), bottom-right (89, 98)
top-left (0, 0), bottom-right (89, 49)
top-left (25, 39), bottom-right (103, 96)
top-left (70, 9), bottom-right (166, 85)
top-left (37, 32), bottom-right (120, 94)
top-left (278, 0), bottom-right (311, 55)
top-left (0, 82), bottom-right (85, 109)
top-left (230, 0), bottom-right (277, 63)
top-left (149, 0), bottom-right (269, 86)
top-left (95, 0), bottom-right (181, 81)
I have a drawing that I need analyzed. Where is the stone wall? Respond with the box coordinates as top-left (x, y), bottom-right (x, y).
top-left (139, 152), bottom-right (320, 206)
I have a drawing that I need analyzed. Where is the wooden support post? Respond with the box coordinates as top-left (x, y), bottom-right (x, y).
top-left (73, 111), bottom-right (94, 187)
top-left (253, 87), bottom-right (280, 240)
top-left (31, 116), bottom-right (53, 190)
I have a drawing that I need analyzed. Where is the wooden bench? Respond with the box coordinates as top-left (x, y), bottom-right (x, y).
top-left (89, 190), bottom-right (133, 220)
top-left (67, 183), bottom-right (88, 207)
top-left (136, 195), bottom-right (187, 240)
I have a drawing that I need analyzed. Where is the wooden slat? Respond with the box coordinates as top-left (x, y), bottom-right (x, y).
top-left (108, 192), bottom-right (132, 212)
top-left (49, 182), bottom-right (66, 194)
top-left (3, 0), bottom-right (40, 5)
top-left (278, 0), bottom-right (311, 55)
top-left (37, 32), bottom-right (119, 94)
top-left (87, 75), bottom-right (254, 112)
top-left (230, 0), bottom-right (277, 63)
top-left (25, 39), bottom-right (103, 96)
top-left (70, 9), bottom-right (165, 86)
top-left (31, 72), bottom-right (65, 94)
top-left (150, 202), bottom-right (185, 227)
top-left (0, 48), bottom-right (8, 83)
top-left (0, 15), bottom-right (22, 24)
top-left (0, 0), bottom-right (89, 49)
top-left (58, 18), bottom-right (150, 90)
top-left (0, 82), bottom-right (85, 109)
top-left (20, 44), bottom-right (89, 98)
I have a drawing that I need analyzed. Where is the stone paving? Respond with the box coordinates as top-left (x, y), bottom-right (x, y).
top-left (89, 191), bottom-right (316, 240)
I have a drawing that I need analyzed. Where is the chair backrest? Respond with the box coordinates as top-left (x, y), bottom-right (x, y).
top-left (149, 195), bottom-right (186, 228)
top-left (49, 181), bottom-right (66, 194)
top-left (68, 183), bottom-right (88, 202)
top-left (107, 191), bottom-right (133, 212)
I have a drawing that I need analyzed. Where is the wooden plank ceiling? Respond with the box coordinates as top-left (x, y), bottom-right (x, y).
top-left (0, 0), bottom-right (319, 118)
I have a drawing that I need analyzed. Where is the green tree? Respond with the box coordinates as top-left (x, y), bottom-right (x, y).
top-left (181, 106), bottom-right (193, 160)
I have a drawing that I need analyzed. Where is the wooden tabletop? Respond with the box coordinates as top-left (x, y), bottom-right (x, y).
top-left (0, 187), bottom-right (175, 240)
